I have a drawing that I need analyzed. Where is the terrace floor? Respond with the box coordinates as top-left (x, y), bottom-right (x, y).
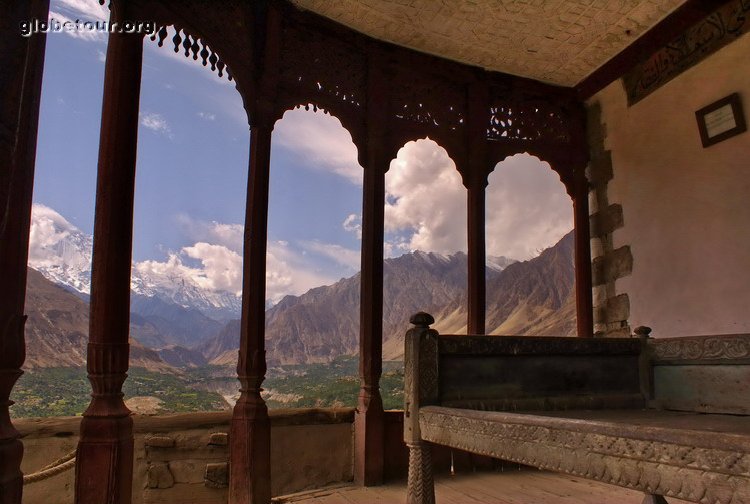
top-left (275, 471), bottom-right (692, 504)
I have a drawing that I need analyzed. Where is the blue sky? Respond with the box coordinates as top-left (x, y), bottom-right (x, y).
top-left (30, 0), bottom-right (573, 303)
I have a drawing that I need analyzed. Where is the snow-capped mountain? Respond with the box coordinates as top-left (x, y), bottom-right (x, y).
top-left (28, 204), bottom-right (93, 294)
top-left (28, 204), bottom-right (241, 320)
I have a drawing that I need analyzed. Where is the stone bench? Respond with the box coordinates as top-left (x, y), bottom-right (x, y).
top-left (403, 313), bottom-right (750, 504)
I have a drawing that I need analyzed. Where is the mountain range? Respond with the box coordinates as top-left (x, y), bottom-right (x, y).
top-left (201, 231), bottom-right (576, 366)
top-left (24, 204), bottom-right (576, 370)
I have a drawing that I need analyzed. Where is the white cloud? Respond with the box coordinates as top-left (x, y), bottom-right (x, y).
top-left (175, 214), bottom-right (243, 253)
top-left (274, 108), bottom-right (363, 185)
top-left (57, 0), bottom-right (109, 21)
top-left (169, 215), bottom-right (337, 302)
top-left (342, 214), bottom-right (362, 239)
top-left (265, 241), bottom-right (337, 302)
top-left (28, 204), bottom-right (93, 293)
top-left (198, 112), bottom-right (216, 121)
top-left (139, 112), bottom-right (171, 136)
top-left (383, 142), bottom-right (572, 261)
top-left (48, 10), bottom-right (103, 41)
top-left (486, 154), bottom-right (572, 260)
top-left (384, 139), bottom-right (467, 255)
top-left (301, 241), bottom-right (361, 271)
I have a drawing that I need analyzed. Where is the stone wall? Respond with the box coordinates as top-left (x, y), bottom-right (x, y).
top-left (587, 103), bottom-right (632, 338)
top-left (17, 409), bottom-right (354, 504)
top-left (586, 32), bottom-right (750, 337)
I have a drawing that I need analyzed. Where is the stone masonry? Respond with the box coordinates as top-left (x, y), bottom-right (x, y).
top-left (586, 103), bottom-right (633, 338)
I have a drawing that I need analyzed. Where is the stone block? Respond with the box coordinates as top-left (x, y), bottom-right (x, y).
top-left (204, 462), bottom-right (228, 488)
top-left (169, 460), bottom-right (204, 484)
top-left (606, 293), bottom-right (630, 323)
top-left (145, 435), bottom-right (175, 448)
top-left (590, 237), bottom-right (604, 259)
top-left (592, 284), bottom-right (607, 308)
top-left (208, 432), bottom-right (228, 446)
top-left (590, 203), bottom-right (623, 238)
top-left (604, 246), bottom-right (633, 281)
top-left (147, 462), bottom-right (175, 489)
top-left (592, 256), bottom-right (606, 286)
top-left (588, 151), bottom-right (613, 185)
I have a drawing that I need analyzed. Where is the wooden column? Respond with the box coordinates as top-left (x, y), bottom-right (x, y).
top-left (229, 121), bottom-right (272, 504)
top-left (74, 14), bottom-right (143, 504)
top-left (573, 170), bottom-right (594, 338)
top-left (0, 2), bottom-right (49, 503)
top-left (466, 179), bottom-right (487, 335)
top-left (466, 81), bottom-right (490, 335)
top-left (355, 46), bottom-right (387, 486)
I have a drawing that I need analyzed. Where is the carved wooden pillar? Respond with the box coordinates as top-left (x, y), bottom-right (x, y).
top-left (573, 169), bottom-right (594, 338)
top-left (465, 80), bottom-right (489, 335)
top-left (354, 46), bottom-right (387, 486)
top-left (0, 2), bottom-right (49, 503)
top-left (229, 120), bottom-right (272, 504)
top-left (466, 178), bottom-right (487, 335)
top-left (74, 9), bottom-right (143, 503)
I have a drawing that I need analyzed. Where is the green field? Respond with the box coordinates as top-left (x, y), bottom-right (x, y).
top-left (10, 357), bottom-right (405, 418)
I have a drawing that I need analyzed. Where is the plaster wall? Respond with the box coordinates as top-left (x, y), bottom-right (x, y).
top-left (590, 33), bottom-right (750, 337)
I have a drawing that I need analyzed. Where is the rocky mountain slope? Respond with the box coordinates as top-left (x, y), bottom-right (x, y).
top-left (23, 268), bottom-right (175, 373)
top-left (203, 232), bottom-right (576, 366)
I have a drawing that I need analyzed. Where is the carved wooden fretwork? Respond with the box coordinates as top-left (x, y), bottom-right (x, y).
top-left (275, 18), bottom-right (366, 149)
top-left (650, 334), bottom-right (750, 363)
top-left (438, 335), bottom-right (641, 356)
top-left (420, 407), bottom-right (750, 504)
top-left (149, 25), bottom-right (233, 80)
top-left (624, 0), bottom-right (750, 105)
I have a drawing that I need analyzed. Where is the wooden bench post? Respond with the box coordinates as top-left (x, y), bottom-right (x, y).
top-left (405, 313), bottom-right (439, 504)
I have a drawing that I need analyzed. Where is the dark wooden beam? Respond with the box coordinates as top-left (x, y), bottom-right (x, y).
top-left (354, 43), bottom-right (388, 487)
top-left (576, 0), bottom-right (733, 99)
top-left (0, 2), bottom-right (49, 503)
top-left (74, 6), bottom-right (143, 502)
top-left (229, 122), bottom-right (273, 504)
top-left (573, 170), bottom-right (593, 338)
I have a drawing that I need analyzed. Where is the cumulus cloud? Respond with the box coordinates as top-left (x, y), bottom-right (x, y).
top-left (384, 139), bottom-right (467, 256)
top-left (486, 155), bottom-right (572, 260)
top-left (383, 142), bottom-right (572, 260)
top-left (274, 108), bottom-right (363, 185)
top-left (168, 215), bottom-right (338, 302)
top-left (140, 112), bottom-right (171, 136)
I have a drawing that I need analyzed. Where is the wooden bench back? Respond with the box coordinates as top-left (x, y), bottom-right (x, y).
top-left (405, 316), bottom-right (645, 416)
top-left (648, 333), bottom-right (750, 415)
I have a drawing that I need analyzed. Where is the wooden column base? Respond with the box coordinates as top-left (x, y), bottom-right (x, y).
top-left (0, 367), bottom-right (23, 504)
top-left (0, 439), bottom-right (23, 504)
top-left (74, 416), bottom-right (133, 504)
top-left (406, 442), bottom-right (435, 504)
top-left (229, 395), bottom-right (271, 504)
top-left (354, 387), bottom-right (384, 486)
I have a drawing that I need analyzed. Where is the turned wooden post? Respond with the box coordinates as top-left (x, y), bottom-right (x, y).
top-left (0, 2), bottom-right (49, 503)
top-left (466, 178), bottom-right (487, 335)
top-left (573, 169), bottom-right (594, 338)
top-left (465, 80), bottom-right (490, 335)
top-left (404, 312), bottom-right (438, 504)
top-left (74, 7), bottom-right (143, 503)
top-left (354, 46), bottom-right (388, 486)
top-left (229, 121), bottom-right (273, 504)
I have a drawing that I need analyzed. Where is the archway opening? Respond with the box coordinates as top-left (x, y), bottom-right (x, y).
top-left (484, 153), bottom-right (575, 336)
